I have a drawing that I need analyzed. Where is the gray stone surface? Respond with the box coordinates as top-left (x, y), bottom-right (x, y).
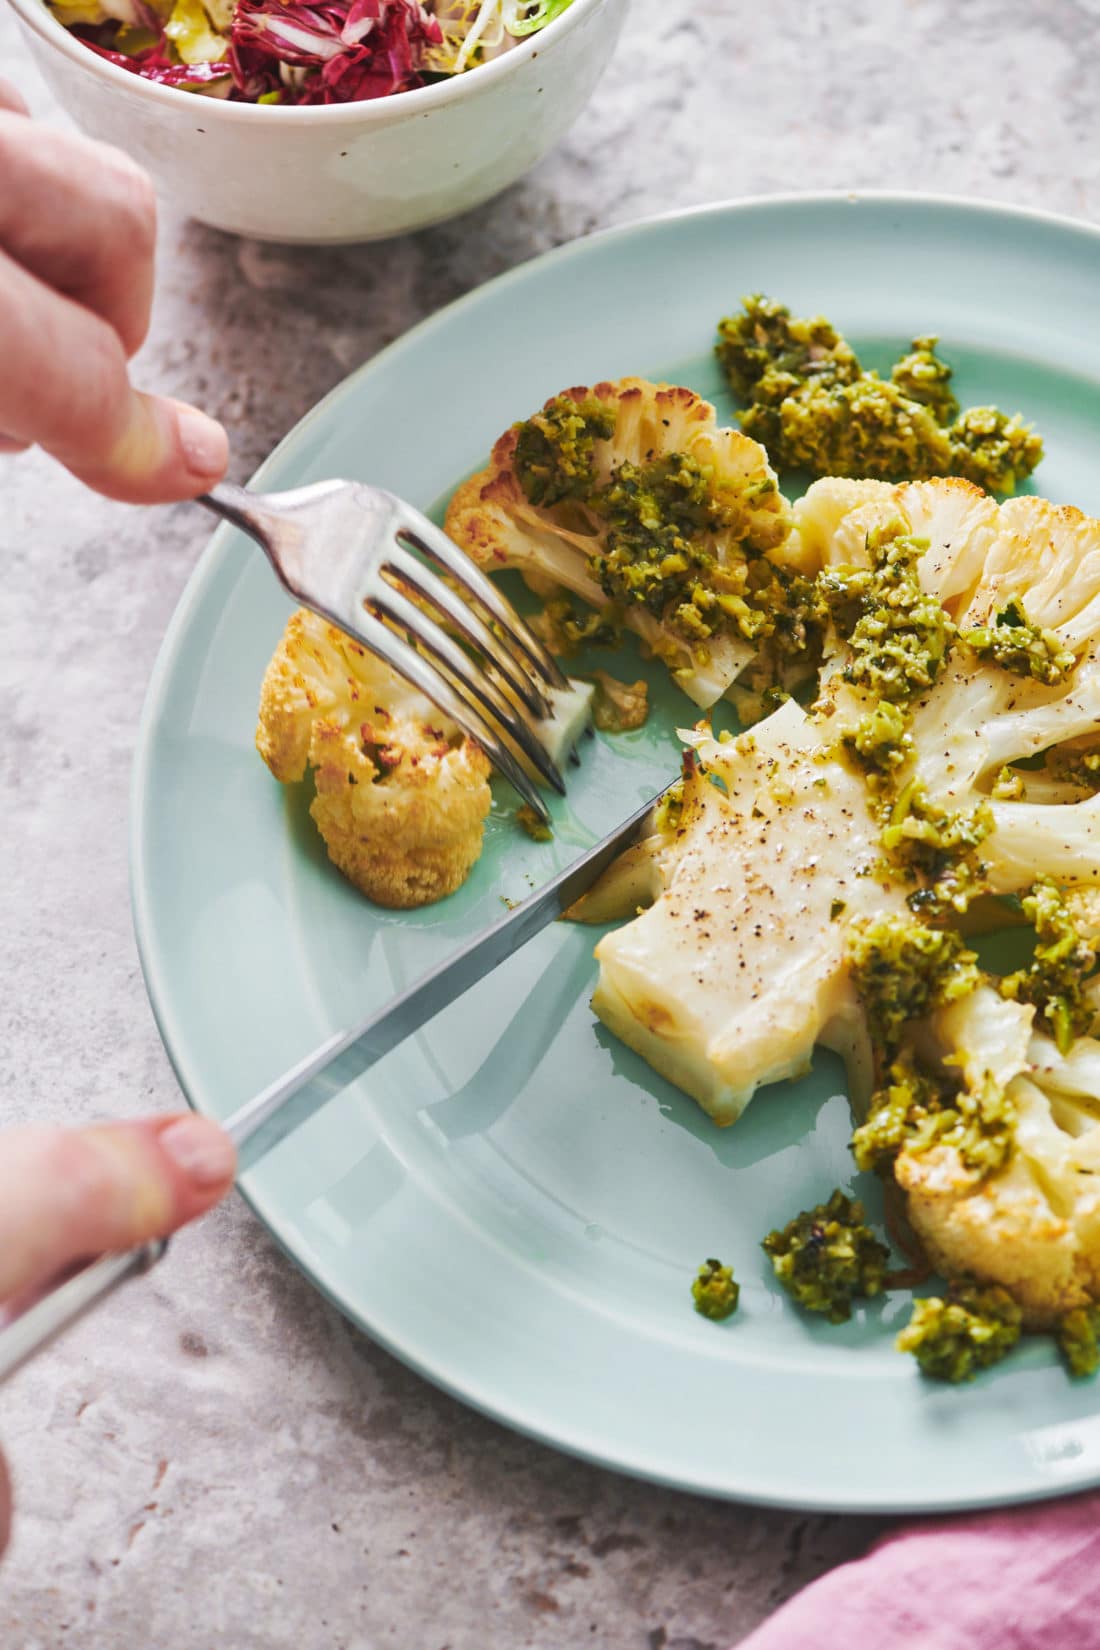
top-left (3, 0), bottom-right (1099, 1642)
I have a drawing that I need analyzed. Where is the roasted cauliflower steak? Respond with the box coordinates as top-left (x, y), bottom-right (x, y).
top-left (585, 474), bottom-right (1100, 1323)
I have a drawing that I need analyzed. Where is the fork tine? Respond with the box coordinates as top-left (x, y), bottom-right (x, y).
top-left (349, 609), bottom-right (552, 823)
top-left (199, 480), bottom-right (569, 821)
top-left (394, 505), bottom-right (571, 692)
top-left (366, 580), bottom-right (566, 798)
top-left (385, 543), bottom-right (552, 721)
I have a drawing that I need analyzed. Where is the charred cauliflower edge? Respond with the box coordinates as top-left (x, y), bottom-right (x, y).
top-left (257, 609), bottom-right (491, 909)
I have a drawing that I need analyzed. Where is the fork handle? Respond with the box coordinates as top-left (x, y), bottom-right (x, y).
top-left (195, 480), bottom-right (352, 611)
top-left (197, 481), bottom-right (267, 538)
top-left (0, 1241), bottom-right (167, 1386)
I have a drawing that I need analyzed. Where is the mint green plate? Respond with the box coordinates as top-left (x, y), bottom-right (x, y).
top-left (132, 195), bottom-right (1100, 1513)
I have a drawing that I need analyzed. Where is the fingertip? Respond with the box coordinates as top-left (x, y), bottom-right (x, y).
top-left (172, 401), bottom-right (230, 492)
top-left (62, 392), bottom-right (229, 504)
top-left (155, 1116), bottom-right (237, 1213)
top-left (0, 1121), bottom-right (235, 1303)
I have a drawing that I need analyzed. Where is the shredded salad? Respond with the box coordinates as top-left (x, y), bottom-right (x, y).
top-left (46, 0), bottom-right (577, 104)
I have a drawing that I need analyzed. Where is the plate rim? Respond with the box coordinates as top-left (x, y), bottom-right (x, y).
top-left (131, 189), bottom-right (1100, 1514)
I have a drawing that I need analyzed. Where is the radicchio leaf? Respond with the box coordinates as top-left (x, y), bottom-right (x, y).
top-left (229, 0), bottom-right (441, 100)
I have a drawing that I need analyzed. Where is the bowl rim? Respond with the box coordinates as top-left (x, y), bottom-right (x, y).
top-left (6, 0), bottom-right (611, 122)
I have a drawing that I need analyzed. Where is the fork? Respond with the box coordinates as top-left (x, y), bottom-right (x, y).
top-left (198, 479), bottom-right (574, 822)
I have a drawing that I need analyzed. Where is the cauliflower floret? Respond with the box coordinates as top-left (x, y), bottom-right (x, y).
top-left (850, 976), bottom-right (1100, 1326)
top-left (793, 479), bottom-right (1100, 902)
top-left (445, 379), bottom-right (804, 710)
top-left (893, 988), bottom-right (1100, 1327)
top-left (851, 912), bottom-right (1100, 1326)
top-left (257, 609), bottom-right (491, 909)
top-left (781, 478), bottom-right (1100, 917)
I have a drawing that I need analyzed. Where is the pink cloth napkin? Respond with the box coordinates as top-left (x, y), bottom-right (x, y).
top-left (736, 1493), bottom-right (1100, 1649)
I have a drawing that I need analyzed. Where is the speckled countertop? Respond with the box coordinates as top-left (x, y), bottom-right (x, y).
top-left (3, 1), bottom-right (1099, 1643)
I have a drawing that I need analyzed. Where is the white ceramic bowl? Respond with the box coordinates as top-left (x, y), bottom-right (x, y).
top-left (7, 0), bottom-right (627, 242)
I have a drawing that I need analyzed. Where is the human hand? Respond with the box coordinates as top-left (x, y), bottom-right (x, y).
top-left (0, 79), bottom-right (228, 502)
top-left (0, 1114), bottom-right (236, 1555)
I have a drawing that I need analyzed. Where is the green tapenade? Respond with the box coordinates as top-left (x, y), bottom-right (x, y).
top-left (762, 1189), bottom-right (889, 1323)
top-left (897, 1282), bottom-right (1023, 1382)
top-left (692, 1258), bottom-right (741, 1321)
top-left (716, 296), bottom-right (1043, 492)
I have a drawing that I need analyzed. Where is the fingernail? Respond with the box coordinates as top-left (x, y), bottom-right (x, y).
top-left (160, 1116), bottom-right (236, 1189)
top-left (176, 405), bottom-right (228, 482)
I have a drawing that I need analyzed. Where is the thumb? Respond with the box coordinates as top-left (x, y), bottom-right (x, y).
top-left (0, 1116), bottom-right (236, 1302)
top-left (60, 391), bottom-right (230, 505)
top-left (0, 248), bottom-right (228, 504)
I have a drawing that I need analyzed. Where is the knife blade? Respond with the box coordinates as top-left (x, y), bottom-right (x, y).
top-left (227, 780), bottom-right (666, 1171)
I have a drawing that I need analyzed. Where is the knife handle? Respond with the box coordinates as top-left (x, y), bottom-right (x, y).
top-left (0, 1240), bottom-right (168, 1386)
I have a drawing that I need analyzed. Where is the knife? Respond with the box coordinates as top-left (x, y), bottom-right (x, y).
top-left (0, 784), bottom-right (665, 1385)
